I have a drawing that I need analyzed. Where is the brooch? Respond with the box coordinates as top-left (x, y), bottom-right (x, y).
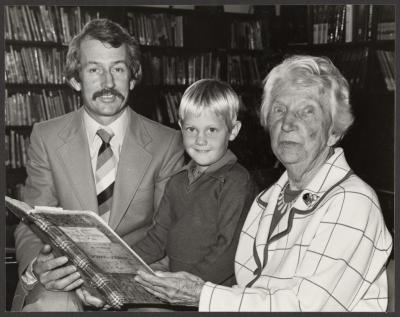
top-left (302, 192), bottom-right (319, 207)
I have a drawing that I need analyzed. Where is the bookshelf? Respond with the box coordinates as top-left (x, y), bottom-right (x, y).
top-left (6, 4), bottom-right (394, 208)
top-left (5, 5), bottom-right (275, 202)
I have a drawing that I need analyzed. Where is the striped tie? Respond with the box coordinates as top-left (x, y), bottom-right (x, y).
top-left (96, 129), bottom-right (116, 222)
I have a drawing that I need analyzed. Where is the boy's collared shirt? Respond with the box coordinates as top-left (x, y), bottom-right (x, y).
top-left (183, 149), bottom-right (238, 185)
top-left (134, 148), bottom-right (258, 285)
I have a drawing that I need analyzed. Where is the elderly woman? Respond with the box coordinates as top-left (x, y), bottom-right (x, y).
top-left (133, 55), bottom-right (394, 311)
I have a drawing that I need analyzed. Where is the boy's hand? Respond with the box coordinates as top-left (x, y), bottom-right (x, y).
top-left (75, 288), bottom-right (111, 310)
top-left (149, 256), bottom-right (170, 272)
top-left (33, 244), bottom-right (84, 291)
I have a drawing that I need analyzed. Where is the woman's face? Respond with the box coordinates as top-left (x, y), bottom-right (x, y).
top-left (267, 84), bottom-right (339, 169)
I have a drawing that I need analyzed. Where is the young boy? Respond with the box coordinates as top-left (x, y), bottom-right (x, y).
top-left (133, 79), bottom-right (258, 286)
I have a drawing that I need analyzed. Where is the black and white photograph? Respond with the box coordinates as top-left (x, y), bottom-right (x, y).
top-left (3, 2), bottom-right (396, 313)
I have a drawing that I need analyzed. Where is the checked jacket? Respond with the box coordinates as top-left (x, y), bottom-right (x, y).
top-left (199, 147), bottom-right (393, 312)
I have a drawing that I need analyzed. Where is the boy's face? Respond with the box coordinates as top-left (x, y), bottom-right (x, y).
top-left (180, 109), bottom-right (240, 172)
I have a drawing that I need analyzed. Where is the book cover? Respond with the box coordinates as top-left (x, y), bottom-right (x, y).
top-left (5, 196), bottom-right (162, 309)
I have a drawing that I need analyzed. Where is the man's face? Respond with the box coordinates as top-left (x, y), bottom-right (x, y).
top-left (267, 84), bottom-right (338, 169)
top-left (70, 38), bottom-right (135, 125)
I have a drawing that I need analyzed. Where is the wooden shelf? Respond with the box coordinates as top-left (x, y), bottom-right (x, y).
top-left (6, 125), bottom-right (33, 133)
top-left (6, 39), bottom-right (68, 48)
top-left (6, 83), bottom-right (71, 92)
top-left (285, 40), bottom-right (395, 51)
top-left (141, 45), bottom-right (264, 54)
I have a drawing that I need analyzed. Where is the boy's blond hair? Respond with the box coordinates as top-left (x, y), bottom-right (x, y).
top-left (179, 79), bottom-right (240, 131)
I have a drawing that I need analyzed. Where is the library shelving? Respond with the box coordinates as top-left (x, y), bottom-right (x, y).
top-left (5, 5), bottom-right (272, 201)
top-left (5, 4), bottom-right (395, 215)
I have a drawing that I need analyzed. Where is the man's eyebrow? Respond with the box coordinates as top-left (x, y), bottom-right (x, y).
top-left (83, 60), bottom-right (128, 66)
top-left (84, 61), bottom-right (101, 66)
top-left (111, 60), bottom-right (129, 65)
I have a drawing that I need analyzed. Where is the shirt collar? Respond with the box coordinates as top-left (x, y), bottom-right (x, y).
top-left (181, 149), bottom-right (238, 177)
top-left (269, 147), bottom-right (351, 211)
top-left (83, 107), bottom-right (129, 146)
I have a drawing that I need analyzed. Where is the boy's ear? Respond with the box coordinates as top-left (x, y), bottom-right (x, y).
top-left (68, 77), bottom-right (81, 92)
top-left (229, 121), bottom-right (242, 141)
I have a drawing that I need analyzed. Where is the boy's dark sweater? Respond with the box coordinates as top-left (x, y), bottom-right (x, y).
top-left (134, 150), bottom-right (258, 286)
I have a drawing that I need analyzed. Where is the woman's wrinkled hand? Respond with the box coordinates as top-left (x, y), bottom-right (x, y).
top-left (135, 270), bottom-right (205, 306)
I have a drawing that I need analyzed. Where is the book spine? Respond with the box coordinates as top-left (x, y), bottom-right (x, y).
top-left (345, 5), bottom-right (353, 42)
top-left (15, 130), bottom-right (21, 168)
top-left (164, 93), bottom-right (175, 124)
top-left (376, 50), bottom-right (391, 91)
top-left (5, 134), bottom-right (10, 167)
top-left (28, 6), bottom-right (40, 41)
top-left (366, 5), bottom-right (374, 40)
top-left (10, 129), bottom-right (16, 169)
top-left (21, 6), bottom-right (33, 41)
top-left (5, 6), bottom-right (12, 40)
top-left (383, 50), bottom-right (395, 91)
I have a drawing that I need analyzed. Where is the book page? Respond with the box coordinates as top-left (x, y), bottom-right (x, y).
top-left (32, 208), bottom-right (154, 275)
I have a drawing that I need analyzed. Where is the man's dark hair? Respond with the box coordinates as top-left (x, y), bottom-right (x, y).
top-left (65, 19), bottom-right (142, 82)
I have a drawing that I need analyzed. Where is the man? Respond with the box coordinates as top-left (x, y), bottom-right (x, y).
top-left (12, 19), bottom-right (184, 311)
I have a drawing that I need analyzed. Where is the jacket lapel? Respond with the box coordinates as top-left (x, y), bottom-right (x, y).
top-left (56, 108), bottom-right (98, 213)
top-left (109, 109), bottom-right (153, 230)
top-left (253, 175), bottom-right (287, 265)
top-left (268, 148), bottom-right (351, 242)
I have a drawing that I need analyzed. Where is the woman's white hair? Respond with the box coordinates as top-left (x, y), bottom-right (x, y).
top-left (260, 55), bottom-right (354, 138)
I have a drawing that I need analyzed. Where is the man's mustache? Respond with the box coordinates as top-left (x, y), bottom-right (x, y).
top-left (92, 88), bottom-right (125, 101)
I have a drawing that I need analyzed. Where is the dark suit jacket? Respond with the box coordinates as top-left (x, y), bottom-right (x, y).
top-left (12, 107), bottom-right (184, 310)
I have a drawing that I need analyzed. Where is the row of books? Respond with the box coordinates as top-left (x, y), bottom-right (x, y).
top-left (311, 5), bottom-right (379, 44)
top-left (154, 90), bottom-right (264, 127)
top-left (156, 92), bottom-right (183, 124)
top-left (312, 5), bottom-right (346, 44)
top-left (141, 52), bottom-right (222, 86)
top-left (377, 22), bottom-right (395, 40)
top-left (377, 5), bottom-right (395, 40)
top-left (5, 6), bottom-right (100, 44)
top-left (230, 20), bottom-right (263, 50)
top-left (126, 12), bottom-right (183, 47)
top-left (5, 90), bottom-right (81, 126)
top-left (227, 55), bottom-right (261, 86)
top-left (6, 46), bottom-right (66, 84)
top-left (141, 52), bottom-right (261, 87)
top-left (5, 130), bottom-right (29, 169)
top-left (376, 50), bottom-right (395, 91)
top-left (330, 47), bottom-right (369, 89)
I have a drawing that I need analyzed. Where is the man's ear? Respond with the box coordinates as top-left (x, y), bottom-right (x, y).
top-left (68, 77), bottom-right (82, 92)
top-left (129, 79), bottom-right (136, 90)
top-left (229, 121), bottom-right (242, 141)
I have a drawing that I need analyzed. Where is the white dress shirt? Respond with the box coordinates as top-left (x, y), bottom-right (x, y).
top-left (83, 108), bottom-right (129, 176)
